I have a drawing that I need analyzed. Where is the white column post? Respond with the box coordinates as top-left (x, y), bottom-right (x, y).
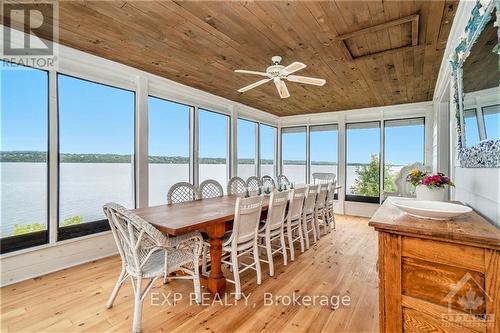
top-left (337, 114), bottom-right (346, 215)
top-left (48, 70), bottom-right (58, 243)
top-left (135, 76), bottom-right (148, 208)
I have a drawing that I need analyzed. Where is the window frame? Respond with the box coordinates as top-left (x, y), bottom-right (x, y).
top-left (0, 62), bottom-right (50, 254)
top-left (344, 120), bottom-right (381, 204)
top-left (258, 123), bottom-right (278, 179)
top-left (481, 103), bottom-right (500, 140)
top-left (197, 108), bottom-right (231, 187)
top-left (309, 123), bottom-right (339, 199)
top-left (56, 73), bottom-right (137, 241)
top-left (236, 117), bottom-right (258, 179)
top-left (147, 95), bottom-right (193, 206)
top-left (382, 117), bottom-right (426, 193)
top-left (280, 126), bottom-right (308, 184)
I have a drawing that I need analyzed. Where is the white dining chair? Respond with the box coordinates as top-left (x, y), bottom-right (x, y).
top-left (261, 175), bottom-right (276, 189)
top-left (209, 196), bottom-right (263, 300)
top-left (103, 203), bottom-right (203, 333)
top-left (257, 190), bottom-right (289, 276)
top-left (314, 184), bottom-right (329, 237)
top-left (227, 176), bottom-right (247, 196)
top-left (246, 176), bottom-right (262, 192)
top-left (324, 182), bottom-right (339, 231)
top-left (302, 185), bottom-right (319, 249)
top-left (199, 179), bottom-right (224, 199)
top-left (284, 187), bottom-right (306, 261)
top-left (167, 182), bottom-right (199, 204)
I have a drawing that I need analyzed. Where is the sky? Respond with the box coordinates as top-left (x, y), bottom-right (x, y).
top-left (2, 63), bottom-right (428, 166)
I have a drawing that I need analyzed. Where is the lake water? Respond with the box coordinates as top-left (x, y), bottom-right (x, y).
top-left (1, 162), bottom-right (402, 237)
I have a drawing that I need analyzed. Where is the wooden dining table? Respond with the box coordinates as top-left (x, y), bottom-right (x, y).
top-left (132, 195), bottom-right (270, 295)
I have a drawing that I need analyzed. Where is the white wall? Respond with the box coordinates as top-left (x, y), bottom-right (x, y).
top-left (433, 0), bottom-right (500, 227)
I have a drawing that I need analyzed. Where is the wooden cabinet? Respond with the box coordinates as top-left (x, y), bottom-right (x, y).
top-left (370, 200), bottom-right (500, 333)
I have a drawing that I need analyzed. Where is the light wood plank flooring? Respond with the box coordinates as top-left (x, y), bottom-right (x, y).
top-left (1, 216), bottom-right (378, 333)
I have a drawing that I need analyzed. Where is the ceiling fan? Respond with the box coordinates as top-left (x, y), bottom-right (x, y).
top-left (235, 56), bottom-right (326, 98)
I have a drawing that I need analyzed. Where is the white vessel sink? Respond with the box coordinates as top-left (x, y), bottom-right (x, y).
top-left (391, 199), bottom-right (472, 220)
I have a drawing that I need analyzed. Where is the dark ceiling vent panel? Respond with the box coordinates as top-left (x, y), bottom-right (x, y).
top-left (338, 14), bottom-right (420, 61)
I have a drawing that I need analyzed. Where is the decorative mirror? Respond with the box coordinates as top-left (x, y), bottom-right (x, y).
top-left (451, 0), bottom-right (500, 167)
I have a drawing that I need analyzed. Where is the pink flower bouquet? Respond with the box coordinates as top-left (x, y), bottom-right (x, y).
top-left (421, 173), bottom-right (454, 188)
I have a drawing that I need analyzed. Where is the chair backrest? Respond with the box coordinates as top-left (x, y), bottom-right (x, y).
top-left (261, 175), bottom-right (276, 189)
top-left (246, 176), bottom-right (262, 191)
top-left (277, 174), bottom-right (290, 187)
top-left (393, 162), bottom-right (430, 197)
top-left (315, 184), bottom-right (328, 208)
top-left (199, 179), bottom-right (224, 199)
top-left (229, 196), bottom-right (263, 245)
top-left (103, 202), bottom-right (168, 276)
top-left (287, 187), bottom-right (306, 221)
top-left (312, 172), bottom-right (336, 184)
top-left (227, 177), bottom-right (247, 195)
top-left (303, 185), bottom-right (319, 215)
top-left (326, 182), bottom-right (336, 204)
top-left (167, 182), bottom-right (199, 204)
top-left (263, 190), bottom-right (289, 232)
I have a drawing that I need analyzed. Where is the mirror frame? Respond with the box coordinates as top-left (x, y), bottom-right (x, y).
top-left (450, 0), bottom-right (500, 167)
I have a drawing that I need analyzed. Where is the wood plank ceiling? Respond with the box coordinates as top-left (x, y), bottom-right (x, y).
top-left (20, 1), bottom-right (458, 116)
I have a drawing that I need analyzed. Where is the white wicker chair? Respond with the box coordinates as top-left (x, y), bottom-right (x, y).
top-left (206, 196), bottom-right (263, 300)
top-left (284, 187), bottom-right (306, 261)
top-left (199, 179), bottom-right (224, 199)
top-left (246, 176), bottom-right (262, 192)
top-left (277, 174), bottom-right (290, 188)
top-left (103, 203), bottom-right (203, 333)
top-left (325, 182), bottom-right (341, 231)
top-left (167, 182), bottom-right (199, 204)
top-left (257, 190), bottom-right (289, 276)
top-left (227, 176), bottom-right (247, 196)
top-left (261, 175), bottom-right (276, 189)
top-left (314, 184), bottom-right (329, 236)
top-left (382, 162), bottom-right (430, 200)
top-left (312, 172), bottom-right (336, 184)
top-left (302, 185), bottom-right (319, 250)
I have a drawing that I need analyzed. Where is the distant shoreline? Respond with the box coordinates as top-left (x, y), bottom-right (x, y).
top-left (1, 151), bottom-right (341, 165)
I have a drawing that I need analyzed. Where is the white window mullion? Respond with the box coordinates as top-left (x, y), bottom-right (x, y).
top-left (135, 76), bottom-right (148, 208)
top-left (192, 106), bottom-right (199, 187)
top-left (48, 70), bottom-right (58, 244)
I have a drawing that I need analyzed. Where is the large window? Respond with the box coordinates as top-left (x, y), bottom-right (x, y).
top-left (483, 104), bottom-right (499, 141)
top-left (198, 109), bottom-right (230, 188)
top-left (464, 109), bottom-right (481, 146)
top-left (1, 63), bottom-right (49, 253)
top-left (149, 97), bottom-right (191, 206)
top-left (237, 119), bottom-right (257, 179)
top-left (281, 127), bottom-right (307, 185)
top-left (346, 122), bottom-right (380, 203)
top-left (260, 124), bottom-right (277, 178)
top-left (58, 75), bottom-right (135, 240)
top-left (384, 118), bottom-right (425, 192)
top-left (310, 125), bottom-right (338, 184)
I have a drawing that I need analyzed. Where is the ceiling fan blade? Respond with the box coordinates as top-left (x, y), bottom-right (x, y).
top-left (274, 79), bottom-right (290, 98)
top-left (282, 61), bottom-right (306, 75)
top-left (237, 78), bottom-right (272, 93)
top-left (286, 75), bottom-right (326, 86)
top-left (235, 69), bottom-right (269, 77)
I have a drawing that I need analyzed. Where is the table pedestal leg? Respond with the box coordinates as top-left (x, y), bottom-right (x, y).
top-left (204, 222), bottom-right (226, 295)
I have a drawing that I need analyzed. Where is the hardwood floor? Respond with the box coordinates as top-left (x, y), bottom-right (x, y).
top-left (0, 216), bottom-right (378, 333)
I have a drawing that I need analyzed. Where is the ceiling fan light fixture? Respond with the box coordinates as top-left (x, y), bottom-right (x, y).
top-left (235, 56), bottom-right (325, 98)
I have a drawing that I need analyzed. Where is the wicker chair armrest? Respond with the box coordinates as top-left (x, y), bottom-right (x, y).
top-left (167, 231), bottom-right (203, 247)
